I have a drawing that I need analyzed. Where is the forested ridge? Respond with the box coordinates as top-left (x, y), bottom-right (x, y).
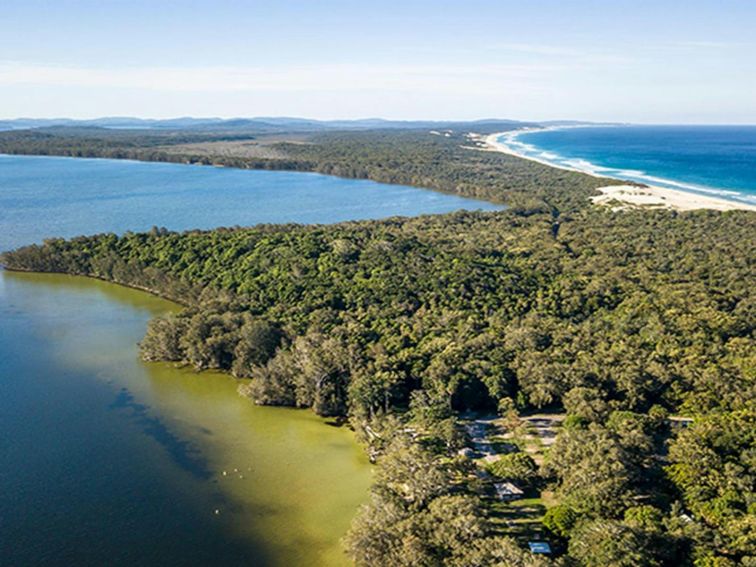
top-left (1, 128), bottom-right (754, 566)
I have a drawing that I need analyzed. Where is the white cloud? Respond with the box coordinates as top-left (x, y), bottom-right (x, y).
top-left (484, 42), bottom-right (584, 57)
top-left (0, 60), bottom-right (562, 95)
top-left (667, 40), bottom-right (740, 49)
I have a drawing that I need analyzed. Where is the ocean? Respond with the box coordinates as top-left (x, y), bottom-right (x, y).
top-left (497, 125), bottom-right (756, 206)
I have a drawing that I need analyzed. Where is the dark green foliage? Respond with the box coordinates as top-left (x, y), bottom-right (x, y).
top-left (1, 127), bottom-right (753, 565)
top-left (0, 127), bottom-right (620, 214)
top-left (345, 437), bottom-right (496, 567)
top-left (279, 130), bottom-right (620, 214)
top-left (447, 536), bottom-right (551, 567)
top-left (563, 387), bottom-right (611, 422)
top-left (4, 208), bottom-right (753, 422)
top-left (568, 519), bottom-right (658, 567)
top-left (486, 452), bottom-right (539, 487)
top-left (665, 410), bottom-right (755, 565)
top-left (624, 505), bottom-right (664, 532)
top-left (543, 504), bottom-right (579, 539)
top-left (667, 411), bottom-right (754, 522)
top-left (0, 126), bottom-right (259, 155)
top-left (343, 437), bottom-right (545, 566)
top-left (244, 332), bottom-right (353, 415)
top-left (140, 314), bottom-right (188, 362)
top-left (231, 319), bottom-right (283, 377)
top-left (543, 423), bottom-right (637, 517)
top-left (139, 303), bottom-right (282, 374)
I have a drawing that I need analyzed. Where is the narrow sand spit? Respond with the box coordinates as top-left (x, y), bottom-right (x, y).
top-left (473, 132), bottom-right (756, 212)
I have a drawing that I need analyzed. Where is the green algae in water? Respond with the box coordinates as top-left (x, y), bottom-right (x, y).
top-left (0, 271), bottom-right (371, 566)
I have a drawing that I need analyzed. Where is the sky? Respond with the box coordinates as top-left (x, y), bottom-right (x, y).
top-left (1, 0), bottom-right (755, 123)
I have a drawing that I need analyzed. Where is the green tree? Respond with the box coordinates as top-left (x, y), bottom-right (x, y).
top-left (139, 314), bottom-right (187, 361)
top-left (449, 536), bottom-right (551, 567)
top-left (543, 504), bottom-right (579, 538)
top-left (374, 438), bottom-right (452, 508)
top-left (564, 387), bottom-right (610, 422)
top-left (230, 319), bottom-right (281, 377)
top-left (543, 424), bottom-right (635, 517)
top-left (568, 519), bottom-right (655, 567)
top-left (487, 452), bottom-right (539, 487)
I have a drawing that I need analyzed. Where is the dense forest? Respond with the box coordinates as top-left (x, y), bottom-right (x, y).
top-left (1, 128), bottom-right (753, 565)
top-left (0, 126), bottom-right (622, 214)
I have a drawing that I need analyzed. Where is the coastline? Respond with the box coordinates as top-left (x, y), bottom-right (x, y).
top-left (478, 131), bottom-right (756, 213)
top-left (0, 152), bottom-right (510, 210)
top-left (589, 184), bottom-right (756, 212)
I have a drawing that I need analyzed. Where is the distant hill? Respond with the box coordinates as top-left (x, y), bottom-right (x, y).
top-left (0, 116), bottom-right (564, 133)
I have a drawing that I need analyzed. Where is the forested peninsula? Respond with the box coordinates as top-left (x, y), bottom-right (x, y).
top-left (2, 127), bottom-right (754, 566)
top-left (0, 125), bottom-right (624, 214)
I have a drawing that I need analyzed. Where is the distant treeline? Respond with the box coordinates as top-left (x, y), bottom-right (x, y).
top-left (0, 126), bottom-right (622, 214)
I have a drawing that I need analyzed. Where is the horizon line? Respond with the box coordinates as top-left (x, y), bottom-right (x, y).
top-left (1, 116), bottom-right (755, 127)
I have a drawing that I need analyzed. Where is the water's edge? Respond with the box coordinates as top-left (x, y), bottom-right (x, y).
top-left (495, 126), bottom-right (756, 206)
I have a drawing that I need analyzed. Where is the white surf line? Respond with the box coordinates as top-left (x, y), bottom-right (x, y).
top-left (477, 129), bottom-right (756, 210)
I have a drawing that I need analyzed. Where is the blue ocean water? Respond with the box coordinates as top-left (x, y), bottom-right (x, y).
top-left (498, 125), bottom-right (756, 206)
top-left (0, 154), bottom-right (501, 251)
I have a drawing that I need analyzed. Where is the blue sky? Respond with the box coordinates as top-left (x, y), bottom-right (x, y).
top-left (1, 0), bottom-right (755, 122)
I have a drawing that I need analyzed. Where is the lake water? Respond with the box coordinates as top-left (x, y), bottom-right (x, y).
top-left (497, 125), bottom-right (756, 206)
top-left (0, 154), bottom-right (500, 250)
top-left (0, 156), bottom-right (500, 566)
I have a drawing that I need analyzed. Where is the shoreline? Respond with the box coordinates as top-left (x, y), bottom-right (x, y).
top-left (0, 264), bottom-right (191, 306)
top-left (0, 152), bottom-right (510, 211)
top-left (478, 131), bottom-right (756, 212)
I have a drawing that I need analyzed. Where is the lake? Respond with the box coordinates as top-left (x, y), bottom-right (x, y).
top-left (0, 155), bottom-right (500, 566)
top-left (0, 154), bottom-right (500, 250)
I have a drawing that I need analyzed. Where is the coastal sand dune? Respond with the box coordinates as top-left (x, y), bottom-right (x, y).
top-left (590, 184), bottom-right (756, 212)
top-left (479, 133), bottom-right (756, 212)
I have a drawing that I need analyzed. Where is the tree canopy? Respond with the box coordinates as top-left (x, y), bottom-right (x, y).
top-left (2, 127), bottom-right (753, 566)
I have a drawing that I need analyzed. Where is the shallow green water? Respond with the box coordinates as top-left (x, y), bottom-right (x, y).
top-left (0, 156), bottom-right (501, 565)
top-left (0, 271), bottom-right (371, 566)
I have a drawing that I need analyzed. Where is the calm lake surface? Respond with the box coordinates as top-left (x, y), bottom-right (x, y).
top-left (0, 155), bottom-right (500, 566)
top-left (0, 154), bottom-right (500, 249)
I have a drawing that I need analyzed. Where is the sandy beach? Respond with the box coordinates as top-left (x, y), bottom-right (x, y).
top-left (589, 184), bottom-right (756, 212)
top-left (477, 132), bottom-right (756, 212)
